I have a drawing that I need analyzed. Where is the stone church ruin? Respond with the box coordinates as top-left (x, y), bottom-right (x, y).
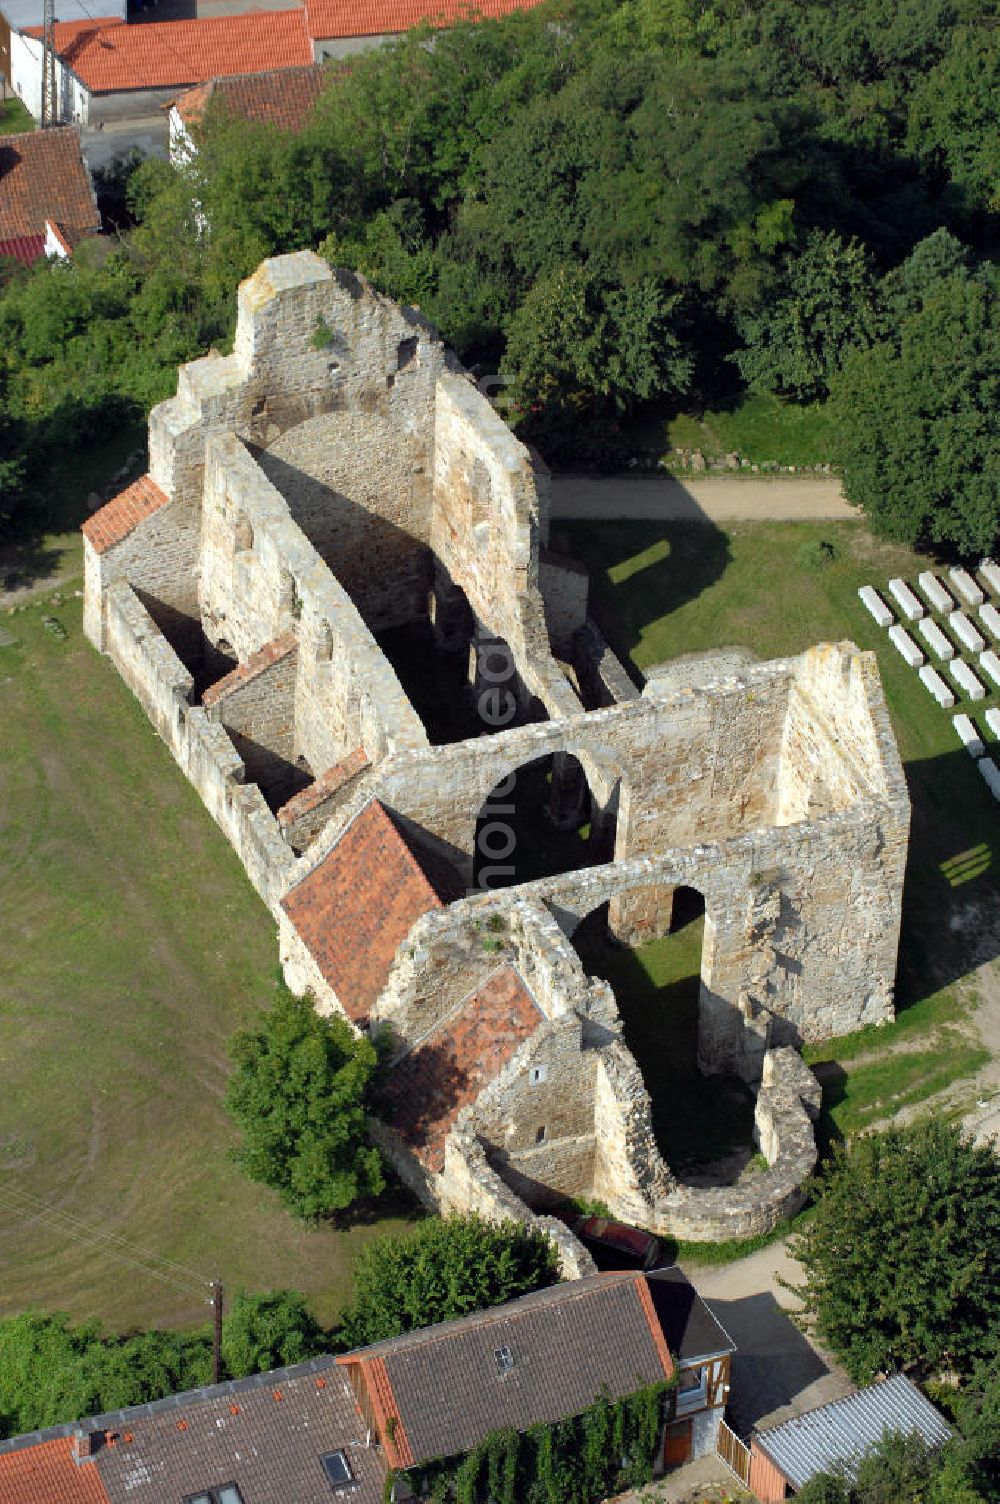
top-left (83, 252), bottom-right (910, 1272)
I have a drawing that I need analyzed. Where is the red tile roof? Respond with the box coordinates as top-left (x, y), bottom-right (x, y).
top-left (358, 1356), bottom-right (415, 1468)
top-left (82, 475), bottom-right (169, 555)
top-left (378, 966), bottom-right (542, 1171)
top-left (305, 0), bottom-right (544, 36)
top-left (281, 799), bottom-right (459, 1026)
top-left (202, 631), bottom-right (298, 708)
top-left (30, 11), bottom-right (312, 94)
top-left (173, 63), bottom-right (325, 130)
top-left (0, 1437), bottom-right (111, 1504)
top-left (0, 126), bottom-right (100, 261)
top-left (277, 746), bottom-right (370, 829)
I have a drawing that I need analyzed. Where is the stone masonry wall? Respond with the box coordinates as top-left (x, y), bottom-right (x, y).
top-left (103, 582), bottom-right (299, 910)
top-left (83, 502), bottom-right (200, 654)
top-left (203, 634), bottom-right (299, 794)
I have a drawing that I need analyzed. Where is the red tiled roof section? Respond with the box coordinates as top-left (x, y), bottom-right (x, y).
top-left (277, 746), bottom-right (370, 828)
top-left (174, 64), bottom-right (326, 130)
top-left (378, 966), bottom-right (541, 1171)
top-left (82, 475), bottom-right (169, 555)
top-left (0, 1437), bottom-right (111, 1504)
top-left (359, 1358), bottom-right (415, 1468)
top-left (305, 0), bottom-right (544, 38)
top-left (32, 11), bottom-right (312, 93)
top-left (0, 126), bottom-right (100, 259)
top-left (635, 1276), bottom-right (676, 1382)
top-left (202, 632), bottom-right (297, 708)
top-left (280, 800), bottom-right (455, 1025)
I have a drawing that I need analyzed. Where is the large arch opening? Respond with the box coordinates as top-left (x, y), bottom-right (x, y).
top-left (472, 752), bottom-right (608, 891)
top-left (571, 886), bottom-right (756, 1182)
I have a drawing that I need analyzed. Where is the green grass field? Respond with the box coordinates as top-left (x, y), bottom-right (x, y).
top-left (563, 518), bottom-right (997, 1144)
top-left (0, 564), bottom-right (417, 1333)
top-left (0, 94), bottom-right (34, 135)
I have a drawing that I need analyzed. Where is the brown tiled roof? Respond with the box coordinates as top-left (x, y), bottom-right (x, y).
top-left (174, 64), bottom-right (326, 130)
top-left (0, 1437), bottom-right (111, 1504)
top-left (357, 1356), bottom-right (415, 1468)
top-left (81, 475), bottom-right (168, 555)
top-left (338, 1272), bottom-right (675, 1467)
top-left (202, 631), bottom-right (297, 708)
top-left (280, 800), bottom-right (459, 1025)
top-left (28, 11), bottom-right (312, 93)
top-left (278, 746), bottom-right (370, 829)
top-left (0, 127), bottom-right (99, 263)
top-left (305, 0), bottom-right (544, 39)
top-left (378, 966), bottom-right (542, 1171)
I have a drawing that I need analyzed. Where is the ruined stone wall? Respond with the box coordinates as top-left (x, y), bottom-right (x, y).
top-left (83, 503), bottom-right (201, 654)
top-left (102, 581), bottom-right (299, 909)
top-left (149, 254), bottom-right (445, 519)
top-left (198, 432), bottom-right (427, 775)
top-left (203, 635), bottom-right (299, 794)
top-left (538, 549), bottom-right (589, 658)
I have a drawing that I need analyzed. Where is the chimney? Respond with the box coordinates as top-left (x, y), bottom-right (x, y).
top-left (73, 1429), bottom-right (101, 1462)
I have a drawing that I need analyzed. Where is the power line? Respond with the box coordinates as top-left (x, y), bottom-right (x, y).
top-left (0, 1184), bottom-right (212, 1299)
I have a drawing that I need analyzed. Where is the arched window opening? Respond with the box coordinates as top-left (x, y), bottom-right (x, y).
top-left (472, 753), bottom-right (605, 892)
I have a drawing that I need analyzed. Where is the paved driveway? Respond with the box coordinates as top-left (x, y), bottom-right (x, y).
top-left (550, 474), bottom-right (856, 524)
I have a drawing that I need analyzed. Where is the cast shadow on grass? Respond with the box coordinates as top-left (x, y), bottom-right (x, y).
top-left (556, 518), bottom-right (732, 685)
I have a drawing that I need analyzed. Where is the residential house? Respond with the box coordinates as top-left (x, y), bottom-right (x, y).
top-left (168, 63), bottom-right (326, 166)
top-left (0, 1268), bottom-right (736, 1502)
top-left (0, 122), bottom-right (100, 262)
top-left (746, 1373), bottom-right (952, 1502)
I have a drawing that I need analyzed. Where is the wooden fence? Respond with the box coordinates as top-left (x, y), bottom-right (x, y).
top-left (717, 1418), bottom-right (751, 1485)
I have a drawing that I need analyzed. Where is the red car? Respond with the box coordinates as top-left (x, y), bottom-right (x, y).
top-left (572, 1215), bottom-right (661, 1269)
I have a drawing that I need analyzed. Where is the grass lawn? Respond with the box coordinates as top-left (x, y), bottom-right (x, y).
top-left (622, 393), bottom-right (838, 468)
top-left (0, 94), bottom-right (34, 134)
top-left (563, 517), bottom-right (997, 1145)
top-left (0, 545), bottom-right (418, 1334)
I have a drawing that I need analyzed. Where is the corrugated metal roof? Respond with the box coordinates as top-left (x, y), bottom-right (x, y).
top-left (754, 1373), bottom-right (951, 1489)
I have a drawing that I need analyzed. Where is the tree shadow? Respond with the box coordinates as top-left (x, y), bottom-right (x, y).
top-left (555, 519), bottom-right (732, 684)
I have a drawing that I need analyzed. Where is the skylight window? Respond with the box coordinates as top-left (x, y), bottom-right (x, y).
top-left (184, 1487), bottom-right (243, 1504)
top-left (494, 1346), bottom-right (515, 1376)
top-left (321, 1450), bottom-right (356, 1487)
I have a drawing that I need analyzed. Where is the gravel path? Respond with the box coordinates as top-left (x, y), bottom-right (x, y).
top-left (550, 474), bottom-right (856, 524)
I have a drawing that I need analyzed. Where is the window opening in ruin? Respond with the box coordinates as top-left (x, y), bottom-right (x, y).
top-left (396, 336), bottom-right (418, 372)
top-left (494, 1346), bottom-right (515, 1376)
top-left (233, 515), bottom-right (253, 552)
top-left (570, 889), bottom-right (755, 1185)
top-left (472, 753), bottom-right (601, 891)
top-left (317, 623), bottom-right (334, 663)
top-left (375, 619), bottom-right (489, 745)
top-left (530, 1064), bottom-right (547, 1085)
top-left (535, 1125), bottom-right (546, 1143)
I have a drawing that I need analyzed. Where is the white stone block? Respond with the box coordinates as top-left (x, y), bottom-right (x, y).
top-left (977, 757), bottom-right (1000, 801)
top-left (986, 707), bottom-right (1000, 739)
top-left (950, 660), bottom-right (986, 701)
top-left (917, 617), bottom-right (954, 661)
top-left (954, 713), bottom-right (986, 758)
top-left (888, 624), bottom-right (924, 667)
top-left (858, 585), bottom-right (893, 629)
top-left (980, 559), bottom-right (1000, 595)
top-left (949, 611), bottom-right (986, 655)
top-left (887, 578), bottom-right (924, 621)
top-left (917, 572), bottom-right (953, 613)
top-left (949, 567), bottom-right (985, 606)
top-left (979, 602), bottom-right (1000, 640)
top-left (980, 649), bottom-right (1000, 690)
top-left (919, 664), bottom-right (955, 707)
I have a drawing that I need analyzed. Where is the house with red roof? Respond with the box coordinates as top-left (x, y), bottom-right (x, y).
top-left (8, 0), bottom-right (546, 128)
top-left (169, 63), bottom-right (326, 166)
top-left (0, 1269), bottom-right (736, 1501)
top-left (0, 123), bottom-right (100, 264)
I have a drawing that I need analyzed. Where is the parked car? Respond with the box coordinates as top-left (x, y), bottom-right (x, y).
top-left (572, 1215), bottom-right (661, 1269)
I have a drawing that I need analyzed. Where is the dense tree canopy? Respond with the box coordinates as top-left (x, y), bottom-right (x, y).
top-left (225, 988), bottom-right (384, 1220)
top-left (335, 1213), bottom-right (560, 1349)
top-left (788, 1119), bottom-right (1000, 1384)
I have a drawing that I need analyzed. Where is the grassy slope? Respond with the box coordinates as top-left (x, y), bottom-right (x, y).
top-left (0, 95), bottom-right (34, 135)
top-left (562, 517), bottom-right (995, 1144)
top-left (0, 557), bottom-right (416, 1332)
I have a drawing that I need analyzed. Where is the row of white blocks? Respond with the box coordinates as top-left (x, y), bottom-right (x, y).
top-left (918, 571), bottom-right (953, 612)
top-left (918, 617), bottom-right (954, 660)
top-left (919, 665), bottom-right (955, 708)
top-left (950, 611), bottom-right (985, 655)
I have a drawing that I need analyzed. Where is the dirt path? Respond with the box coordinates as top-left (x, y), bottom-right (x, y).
top-left (550, 474), bottom-right (856, 523)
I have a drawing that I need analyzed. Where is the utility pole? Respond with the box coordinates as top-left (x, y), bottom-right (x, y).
top-left (40, 0), bottom-right (56, 129)
top-left (210, 1281), bottom-right (224, 1385)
